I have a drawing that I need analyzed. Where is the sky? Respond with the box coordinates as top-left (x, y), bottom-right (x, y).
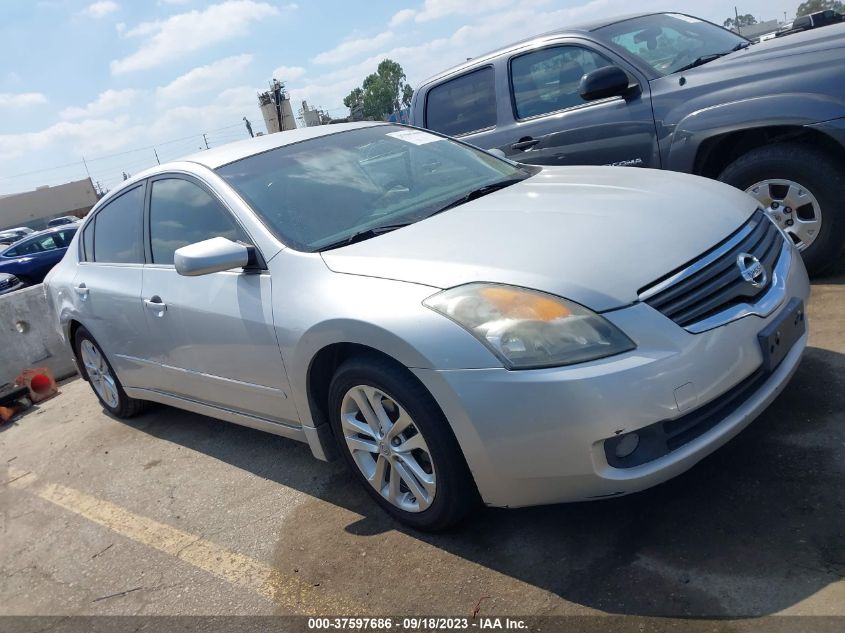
top-left (0, 0), bottom-right (798, 194)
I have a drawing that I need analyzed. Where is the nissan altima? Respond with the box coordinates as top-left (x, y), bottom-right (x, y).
top-left (44, 122), bottom-right (809, 530)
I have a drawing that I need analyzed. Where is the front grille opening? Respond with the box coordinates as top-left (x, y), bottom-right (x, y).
top-left (639, 210), bottom-right (785, 328)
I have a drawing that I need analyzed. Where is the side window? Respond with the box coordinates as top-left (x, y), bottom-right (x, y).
top-left (9, 238), bottom-right (43, 256)
top-left (149, 178), bottom-right (247, 266)
top-left (82, 222), bottom-right (95, 262)
top-left (93, 185), bottom-right (145, 264)
top-left (510, 45), bottom-right (613, 119)
top-left (36, 235), bottom-right (58, 251)
top-left (425, 67), bottom-right (496, 137)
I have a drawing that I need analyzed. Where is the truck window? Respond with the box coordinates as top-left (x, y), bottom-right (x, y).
top-left (425, 67), bottom-right (496, 137)
top-left (510, 46), bottom-right (612, 119)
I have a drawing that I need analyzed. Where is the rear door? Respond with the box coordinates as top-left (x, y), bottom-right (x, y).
top-left (72, 183), bottom-right (152, 388)
top-left (140, 174), bottom-right (297, 424)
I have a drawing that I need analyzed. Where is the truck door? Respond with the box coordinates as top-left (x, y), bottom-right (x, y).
top-left (475, 42), bottom-right (658, 168)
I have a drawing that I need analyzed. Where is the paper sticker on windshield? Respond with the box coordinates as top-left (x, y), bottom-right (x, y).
top-left (673, 14), bottom-right (701, 23)
top-left (386, 129), bottom-right (442, 145)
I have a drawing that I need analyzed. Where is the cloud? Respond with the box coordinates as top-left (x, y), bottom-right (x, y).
top-left (414, 0), bottom-right (513, 22)
top-left (272, 65), bottom-right (306, 82)
top-left (0, 117), bottom-right (143, 162)
top-left (60, 89), bottom-right (139, 119)
top-left (0, 92), bottom-right (48, 108)
top-left (111, 0), bottom-right (284, 74)
top-left (313, 30), bottom-right (394, 65)
top-left (389, 9), bottom-right (416, 27)
top-left (81, 1), bottom-right (119, 18)
top-left (155, 54), bottom-right (254, 104)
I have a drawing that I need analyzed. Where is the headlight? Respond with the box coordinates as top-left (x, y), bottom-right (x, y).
top-left (424, 283), bottom-right (635, 369)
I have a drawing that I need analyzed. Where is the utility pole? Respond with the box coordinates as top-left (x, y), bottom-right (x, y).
top-left (154, 148), bottom-right (161, 165)
top-left (735, 6), bottom-right (741, 35)
top-left (202, 133), bottom-right (210, 150)
top-left (243, 116), bottom-right (254, 138)
top-left (81, 156), bottom-right (92, 179)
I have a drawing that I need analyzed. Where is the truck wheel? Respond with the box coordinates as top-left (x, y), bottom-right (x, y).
top-left (328, 354), bottom-right (479, 531)
top-left (718, 142), bottom-right (845, 275)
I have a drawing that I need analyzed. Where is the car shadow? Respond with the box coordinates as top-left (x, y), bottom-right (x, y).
top-left (116, 345), bottom-right (845, 617)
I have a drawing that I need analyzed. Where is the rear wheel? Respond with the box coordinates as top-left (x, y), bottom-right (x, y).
top-left (74, 326), bottom-right (146, 418)
top-left (718, 142), bottom-right (845, 275)
top-left (328, 355), bottom-right (479, 531)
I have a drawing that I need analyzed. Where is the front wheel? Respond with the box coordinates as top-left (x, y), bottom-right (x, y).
top-left (718, 142), bottom-right (845, 275)
top-left (74, 326), bottom-right (146, 418)
top-left (328, 355), bottom-right (479, 531)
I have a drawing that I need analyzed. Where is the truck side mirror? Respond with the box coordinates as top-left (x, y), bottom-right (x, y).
top-left (580, 66), bottom-right (633, 101)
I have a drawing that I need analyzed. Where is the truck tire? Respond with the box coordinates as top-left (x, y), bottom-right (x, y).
top-left (718, 142), bottom-right (845, 276)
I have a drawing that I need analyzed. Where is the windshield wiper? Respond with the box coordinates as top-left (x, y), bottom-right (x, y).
top-left (320, 222), bottom-right (412, 251)
top-left (425, 177), bottom-right (526, 218)
top-left (674, 41), bottom-right (750, 73)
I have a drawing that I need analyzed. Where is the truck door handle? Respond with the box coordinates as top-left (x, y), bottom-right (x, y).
top-left (74, 284), bottom-right (89, 300)
top-left (144, 296), bottom-right (167, 313)
top-left (511, 137), bottom-right (540, 151)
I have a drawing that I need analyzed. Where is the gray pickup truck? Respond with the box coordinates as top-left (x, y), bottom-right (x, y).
top-left (409, 12), bottom-right (845, 274)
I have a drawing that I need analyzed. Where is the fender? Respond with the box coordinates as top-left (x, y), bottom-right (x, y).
top-left (664, 93), bottom-right (845, 174)
top-left (287, 315), bottom-right (497, 432)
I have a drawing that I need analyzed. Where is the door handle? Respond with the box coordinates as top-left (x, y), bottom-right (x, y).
top-left (74, 283), bottom-right (89, 300)
top-left (511, 137), bottom-right (540, 151)
top-left (144, 297), bottom-right (167, 313)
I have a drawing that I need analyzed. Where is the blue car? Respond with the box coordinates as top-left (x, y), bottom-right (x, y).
top-left (0, 226), bottom-right (78, 284)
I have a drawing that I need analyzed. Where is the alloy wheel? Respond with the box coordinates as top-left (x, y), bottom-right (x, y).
top-left (80, 339), bottom-right (119, 409)
top-left (746, 179), bottom-right (822, 251)
top-left (340, 384), bottom-right (436, 512)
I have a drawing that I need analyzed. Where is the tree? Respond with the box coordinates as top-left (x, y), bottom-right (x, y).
top-left (346, 59), bottom-right (413, 120)
top-left (343, 87), bottom-right (363, 109)
top-left (402, 84), bottom-right (414, 108)
top-left (723, 14), bottom-right (758, 29)
top-left (796, 0), bottom-right (843, 15)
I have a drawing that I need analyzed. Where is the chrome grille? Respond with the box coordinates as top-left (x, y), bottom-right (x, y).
top-left (639, 210), bottom-right (785, 329)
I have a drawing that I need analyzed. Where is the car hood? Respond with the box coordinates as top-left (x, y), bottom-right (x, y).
top-left (321, 166), bottom-right (758, 311)
top-left (683, 22), bottom-right (845, 78)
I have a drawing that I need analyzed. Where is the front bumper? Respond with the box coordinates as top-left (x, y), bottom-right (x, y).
top-left (413, 245), bottom-right (810, 508)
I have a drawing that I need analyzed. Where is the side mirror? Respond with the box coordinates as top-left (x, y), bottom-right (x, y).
top-left (580, 66), bottom-right (633, 101)
top-left (174, 237), bottom-right (249, 277)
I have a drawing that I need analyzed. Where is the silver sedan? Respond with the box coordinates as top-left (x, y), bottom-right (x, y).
top-left (45, 122), bottom-right (809, 530)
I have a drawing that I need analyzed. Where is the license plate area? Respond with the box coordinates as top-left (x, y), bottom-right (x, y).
top-left (758, 298), bottom-right (805, 373)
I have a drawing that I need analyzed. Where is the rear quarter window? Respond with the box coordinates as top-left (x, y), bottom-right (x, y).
top-left (425, 66), bottom-right (497, 137)
top-left (92, 184), bottom-right (145, 264)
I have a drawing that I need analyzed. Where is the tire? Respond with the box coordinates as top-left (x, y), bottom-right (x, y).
top-left (328, 354), bottom-right (479, 531)
top-left (718, 142), bottom-right (845, 275)
top-left (74, 326), bottom-right (146, 418)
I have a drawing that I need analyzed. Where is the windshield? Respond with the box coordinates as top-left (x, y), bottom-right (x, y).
top-left (216, 125), bottom-right (529, 252)
top-left (595, 13), bottom-right (748, 76)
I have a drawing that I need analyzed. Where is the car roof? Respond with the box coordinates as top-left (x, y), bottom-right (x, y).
top-left (416, 12), bottom-right (666, 85)
top-left (182, 121), bottom-right (388, 170)
top-left (97, 121), bottom-right (394, 204)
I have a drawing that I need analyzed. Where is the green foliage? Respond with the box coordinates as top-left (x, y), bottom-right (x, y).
top-left (343, 87), bottom-right (363, 109)
top-left (796, 0), bottom-right (843, 16)
top-left (346, 59), bottom-right (414, 120)
top-left (723, 14), bottom-right (758, 29)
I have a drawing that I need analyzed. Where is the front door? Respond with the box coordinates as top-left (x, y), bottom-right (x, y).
top-left (479, 42), bottom-right (659, 168)
top-left (140, 175), bottom-right (298, 424)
